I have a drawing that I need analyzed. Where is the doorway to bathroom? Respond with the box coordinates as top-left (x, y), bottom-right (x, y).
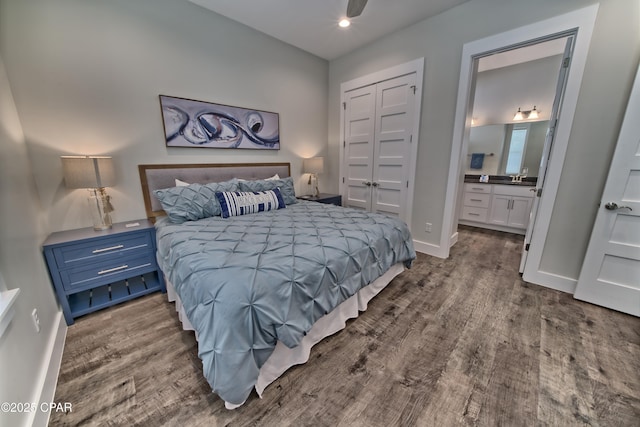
top-left (442, 5), bottom-right (598, 293)
top-left (458, 35), bottom-right (572, 274)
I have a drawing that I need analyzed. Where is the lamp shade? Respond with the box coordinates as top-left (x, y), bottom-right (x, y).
top-left (303, 157), bottom-right (324, 175)
top-left (61, 156), bottom-right (116, 189)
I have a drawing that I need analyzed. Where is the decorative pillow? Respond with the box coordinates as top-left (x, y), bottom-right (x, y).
top-left (215, 189), bottom-right (285, 218)
top-left (175, 178), bottom-right (190, 187)
top-left (153, 178), bottom-right (239, 223)
top-left (238, 176), bottom-right (297, 205)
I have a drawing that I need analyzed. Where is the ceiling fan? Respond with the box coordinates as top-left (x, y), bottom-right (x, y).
top-left (346, 0), bottom-right (368, 18)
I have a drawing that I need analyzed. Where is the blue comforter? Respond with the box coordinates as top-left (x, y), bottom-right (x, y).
top-left (155, 201), bottom-right (415, 405)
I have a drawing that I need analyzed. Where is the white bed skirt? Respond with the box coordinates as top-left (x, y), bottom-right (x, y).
top-left (165, 262), bottom-right (405, 409)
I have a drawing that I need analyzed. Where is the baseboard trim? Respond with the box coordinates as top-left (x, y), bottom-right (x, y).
top-left (523, 269), bottom-right (577, 294)
top-left (29, 311), bottom-right (67, 427)
top-left (450, 232), bottom-right (459, 247)
top-left (413, 239), bottom-right (448, 259)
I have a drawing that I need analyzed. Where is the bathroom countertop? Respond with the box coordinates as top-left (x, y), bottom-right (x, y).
top-left (464, 175), bottom-right (537, 186)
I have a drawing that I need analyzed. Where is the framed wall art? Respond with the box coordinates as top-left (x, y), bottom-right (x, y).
top-left (159, 95), bottom-right (280, 150)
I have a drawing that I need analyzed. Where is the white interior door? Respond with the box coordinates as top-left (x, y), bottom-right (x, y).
top-left (371, 74), bottom-right (416, 218)
top-left (573, 63), bottom-right (640, 316)
top-left (344, 84), bottom-right (376, 211)
top-left (520, 36), bottom-right (573, 273)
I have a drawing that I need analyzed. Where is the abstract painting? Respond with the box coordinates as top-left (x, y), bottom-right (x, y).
top-left (159, 95), bottom-right (280, 150)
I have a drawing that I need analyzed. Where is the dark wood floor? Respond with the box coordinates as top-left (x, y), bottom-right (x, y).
top-left (50, 226), bottom-right (640, 426)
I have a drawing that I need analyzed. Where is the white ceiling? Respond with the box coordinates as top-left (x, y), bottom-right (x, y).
top-left (188, 0), bottom-right (472, 60)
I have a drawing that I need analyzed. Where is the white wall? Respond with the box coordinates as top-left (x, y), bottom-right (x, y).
top-left (0, 0), bottom-right (328, 423)
top-left (472, 54), bottom-right (562, 127)
top-left (328, 0), bottom-right (640, 280)
top-left (0, 0), bottom-right (329, 232)
top-left (0, 54), bottom-right (62, 427)
top-left (466, 125), bottom-right (504, 175)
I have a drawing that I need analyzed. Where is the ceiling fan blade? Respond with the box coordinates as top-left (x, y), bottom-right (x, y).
top-left (346, 0), bottom-right (368, 18)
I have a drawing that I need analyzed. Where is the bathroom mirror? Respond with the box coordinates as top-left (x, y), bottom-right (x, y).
top-left (465, 120), bottom-right (548, 177)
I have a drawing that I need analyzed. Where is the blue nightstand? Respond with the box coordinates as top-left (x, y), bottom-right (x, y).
top-left (297, 193), bottom-right (342, 206)
top-left (43, 219), bottom-right (165, 325)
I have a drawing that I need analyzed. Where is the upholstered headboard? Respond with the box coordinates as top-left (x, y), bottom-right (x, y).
top-left (138, 162), bottom-right (291, 221)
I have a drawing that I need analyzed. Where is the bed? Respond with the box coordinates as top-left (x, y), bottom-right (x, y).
top-left (138, 162), bottom-right (416, 408)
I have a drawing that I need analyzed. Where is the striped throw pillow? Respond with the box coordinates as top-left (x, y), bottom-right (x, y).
top-left (215, 189), bottom-right (285, 218)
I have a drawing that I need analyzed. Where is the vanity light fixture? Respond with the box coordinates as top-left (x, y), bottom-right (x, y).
top-left (513, 106), bottom-right (539, 121)
top-left (513, 108), bottom-right (524, 121)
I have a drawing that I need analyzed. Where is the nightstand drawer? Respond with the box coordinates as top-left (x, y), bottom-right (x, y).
top-left (53, 232), bottom-right (153, 269)
top-left (463, 192), bottom-right (490, 208)
top-left (60, 253), bottom-right (157, 292)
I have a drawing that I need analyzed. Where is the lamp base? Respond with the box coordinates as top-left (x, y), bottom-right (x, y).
top-left (311, 173), bottom-right (320, 197)
top-left (88, 188), bottom-right (113, 230)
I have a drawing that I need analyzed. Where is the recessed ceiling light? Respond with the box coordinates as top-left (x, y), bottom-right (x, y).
top-left (339, 19), bottom-right (351, 28)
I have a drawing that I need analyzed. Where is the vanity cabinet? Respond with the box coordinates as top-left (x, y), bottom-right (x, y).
top-left (460, 184), bottom-right (492, 223)
top-left (460, 183), bottom-right (535, 234)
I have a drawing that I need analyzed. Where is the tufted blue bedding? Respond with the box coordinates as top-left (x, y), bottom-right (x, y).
top-left (155, 201), bottom-right (416, 405)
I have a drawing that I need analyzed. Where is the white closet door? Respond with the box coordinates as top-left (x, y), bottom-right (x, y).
top-left (344, 84), bottom-right (376, 211)
top-left (573, 63), bottom-right (640, 316)
top-left (372, 74), bottom-right (416, 218)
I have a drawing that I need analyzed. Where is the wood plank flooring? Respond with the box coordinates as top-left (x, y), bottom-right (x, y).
top-left (50, 226), bottom-right (640, 426)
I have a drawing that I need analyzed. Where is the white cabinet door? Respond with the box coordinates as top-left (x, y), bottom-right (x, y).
top-left (489, 194), bottom-right (510, 226)
top-left (508, 196), bottom-right (533, 229)
top-left (344, 73), bottom-right (417, 219)
top-left (344, 84), bottom-right (376, 211)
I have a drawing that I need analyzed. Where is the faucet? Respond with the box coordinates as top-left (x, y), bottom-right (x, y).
top-left (510, 174), bottom-right (523, 183)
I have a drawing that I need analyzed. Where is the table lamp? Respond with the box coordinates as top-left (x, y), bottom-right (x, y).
top-left (303, 157), bottom-right (324, 198)
top-left (61, 156), bottom-right (116, 230)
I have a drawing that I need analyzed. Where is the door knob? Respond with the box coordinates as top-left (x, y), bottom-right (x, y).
top-left (372, 182), bottom-right (379, 187)
top-left (604, 202), bottom-right (632, 211)
top-left (364, 181), bottom-right (372, 186)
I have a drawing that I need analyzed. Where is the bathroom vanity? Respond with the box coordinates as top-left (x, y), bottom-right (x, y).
top-left (459, 177), bottom-right (537, 234)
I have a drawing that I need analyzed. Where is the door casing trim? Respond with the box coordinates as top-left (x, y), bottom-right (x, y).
top-left (444, 5), bottom-right (599, 292)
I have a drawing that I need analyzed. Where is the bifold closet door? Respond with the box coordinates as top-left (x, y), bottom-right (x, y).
top-left (344, 73), bottom-right (416, 219)
top-left (344, 84), bottom-right (376, 211)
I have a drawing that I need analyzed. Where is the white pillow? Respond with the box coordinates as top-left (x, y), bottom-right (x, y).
top-left (175, 178), bottom-right (190, 187)
top-left (237, 174), bottom-right (280, 182)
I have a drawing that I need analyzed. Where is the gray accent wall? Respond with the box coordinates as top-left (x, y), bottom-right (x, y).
top-left (0, 0), bottom-right (639, 420)
top-left (328, 0), bottom-right (640, 281)
top-left (0, 0), bottom-right (328, 423)
top-left (0, 55), bottom-right (61, 427)
top-left (0, 0), bottom-right (329, 232)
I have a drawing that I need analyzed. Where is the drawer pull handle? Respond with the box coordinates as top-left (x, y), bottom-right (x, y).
top-left (469, 213), bottom-right (480, 216)
top-left (93, 245), bottom-right (124, 254)
top-left (470, 198), bottom-right (483, 202)
top-left (471, 187), bottom-right (484, 191)
top-left (98, 265), bottom-right (128, 275)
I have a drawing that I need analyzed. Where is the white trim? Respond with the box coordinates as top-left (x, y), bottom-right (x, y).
top-left (0, 288), bottom-right (20, 339)
top-left (449, 231), bottom-right (459, 247)
top-left (458, 221), bottom-right (527, 236)
top-left (28, 311), bottom-right (67, 427)
top-left (339, 58), bottom-right (424, 231)
top-left (523, 270), bottom-right (577, 294)
top-left (413, 239), bottom-right (448, 259)
top-left (444, 5), bottom-right (599, 289)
